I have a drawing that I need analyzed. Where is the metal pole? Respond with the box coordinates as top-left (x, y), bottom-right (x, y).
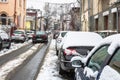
top-left (35, 11), bottom-right (37, 34)
top-left (117, 7), bottom-right (119, 33)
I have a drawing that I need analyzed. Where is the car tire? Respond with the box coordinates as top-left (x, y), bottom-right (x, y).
top-left (0, 42), bottom-right (2, 50)
top-left (59, 64), bottom-right (66, 75)
top-left (32, 41), bottom-right (36, 44)
top-left (56, 50), bottom-right (58, 56)
top-left (6, 42), bottom-right (11, 49)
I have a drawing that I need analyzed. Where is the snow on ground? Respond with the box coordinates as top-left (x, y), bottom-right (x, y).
top-left (0, 41), bottom-right (40, 80)
top-left (36, 39), bottom-right (65, 80)
top-left (0, 40), bottom-right (32, 56)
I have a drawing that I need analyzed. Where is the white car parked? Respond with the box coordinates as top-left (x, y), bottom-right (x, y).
top-left (58, 31), bottom-right (103, 75)
top-left (71, 34), bottom-right (120, 80)
top-left (11, 30), bottom-right (27, 42)
top-left (55, 31), bottom-right (68, 55)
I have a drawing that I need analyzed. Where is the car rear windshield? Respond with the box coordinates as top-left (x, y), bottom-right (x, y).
top-left (36, 31), bottom-right (45, 35)
top-left (61, 32), bottom-right (67, 37)
top-left (14, 31), bottom-right (24, 34)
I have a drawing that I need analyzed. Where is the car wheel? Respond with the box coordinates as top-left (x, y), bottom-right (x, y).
top-left (6, 42), bottom-right (11, 49)
top-left (56, 50), bottom-right (58, 56)
top-left (59, 64), bottom-right (66, 75)
top-left (32, 41), bottom-right (36, 44)
top-left (0, 42), bottom-right (2, 50)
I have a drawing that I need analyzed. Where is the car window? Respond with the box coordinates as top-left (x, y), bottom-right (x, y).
top-left (36, 31), bottom-right (45, 34)
top-left (14, 31), bottom-right (24, 34)
top-left (87, 45), bottom-right (109, 71)
top-left (109, 48), bottom-right (120, 73)
top-left (61, 32), bottom-right (67, 37)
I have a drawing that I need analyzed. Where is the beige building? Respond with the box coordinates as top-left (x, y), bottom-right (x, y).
top-left (80, 0), bottom-right (90, 31)
top-left (81, 0), bottom-right (120, 32)
top-left (0, 0), bottom-right (26, 31)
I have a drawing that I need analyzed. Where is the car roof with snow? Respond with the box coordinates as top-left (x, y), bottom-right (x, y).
top-left (85, 34), bottom-right (120, 61)
top-left (62, 31), bottom-right (103, 49)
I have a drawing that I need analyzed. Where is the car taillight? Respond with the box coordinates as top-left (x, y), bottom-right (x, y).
top-left (64, 48), bottom-right (76, 55)
top-left (21, 35), bottom-right (25, 37)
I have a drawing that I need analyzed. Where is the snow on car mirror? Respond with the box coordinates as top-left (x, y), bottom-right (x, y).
top-left (71, 56), bottom-right (83, 68)
top-left (91, 71), bottom-right (98, 78)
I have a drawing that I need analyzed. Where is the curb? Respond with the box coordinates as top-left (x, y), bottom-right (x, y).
top-left (34, 39), bottom-right (52, 80)
top-left (0, 43), bottom-right (44, 80)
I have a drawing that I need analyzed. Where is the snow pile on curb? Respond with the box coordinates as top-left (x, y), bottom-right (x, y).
top-left (0, 41), bottom-right (31, 57)
top-left (36, 40), bottom-right (63, 80)
top-left (49, 39), bottom-right (56, 50)
top-left (0, 44), bottom-right (40, 80)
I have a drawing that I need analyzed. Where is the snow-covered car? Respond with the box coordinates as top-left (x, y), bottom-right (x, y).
top-left (71, 34), bottom-right (120, 80)
top-left (58, 31), bottom-right (103, 75)
top-left (0, 30), bottom-right (11, 50)
top-left (26, 30), bottom-right (34, 39)
top-left (55, 31), bottom-right (68, 55)
top-left (11, 30), bottom-right (27, 42)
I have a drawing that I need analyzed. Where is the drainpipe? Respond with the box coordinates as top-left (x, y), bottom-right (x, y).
top-left (88, 0), bottom-right (91, 31)
top-left (117, 7), bottom-right (119, 33)
top-left (10, 0), bottom-right (16, 36)
top-left (14, 0), bottom-right (16, 24)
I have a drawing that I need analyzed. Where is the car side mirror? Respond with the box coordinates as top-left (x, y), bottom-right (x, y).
top-left (71, 56), bottom-right (83, 68)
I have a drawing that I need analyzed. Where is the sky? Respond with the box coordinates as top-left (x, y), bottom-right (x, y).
top-left (27, 0), bottom-right (77, 12)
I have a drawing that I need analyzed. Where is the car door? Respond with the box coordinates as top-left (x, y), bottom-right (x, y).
top-left (81, 45), bottom-right (109, 80)
top-left (0, 32), bottom-right (9, 47)
top-left (98, 48), bottom-right (120, 80)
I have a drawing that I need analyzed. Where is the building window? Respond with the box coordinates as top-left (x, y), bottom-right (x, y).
top-left (113, 13), bottom-right (117, 30)
top-left (1, 14), bottom-right (7, 25)
top-left (104, 16), bottom-right (108, 30)
top-left (95, 18), bottom-right (98, 31)
top-left (0, 0), bottom-right (8, 3)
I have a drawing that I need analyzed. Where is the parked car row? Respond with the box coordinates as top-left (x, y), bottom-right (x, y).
top-left (0, 29), bottom-right (48, 51)
top-left (11, 30), bottom-right (48, 44)
top-left (55, 31), bottom-right (102, 74)
top-left (54, 31), bottom-right (120, 80)
top-left (71, 34), bottom-right (120, 80)
top-left (56, 31), bottom-right (103, 75)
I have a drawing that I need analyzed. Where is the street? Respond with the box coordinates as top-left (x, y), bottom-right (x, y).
top-left (0, 0), bottom-right (120, 80)
top-left (0, 38), bottom-right (74, 80)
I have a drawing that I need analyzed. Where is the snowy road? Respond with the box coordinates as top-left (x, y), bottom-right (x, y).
top-left (10, 43), bottom-right (49, 80)
top-left (36, 40), bottom-right (74, 80)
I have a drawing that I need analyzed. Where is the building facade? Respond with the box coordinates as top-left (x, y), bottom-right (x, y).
top-left (81, 0), bottom-right (120, 32)
top-left (0, 0), bottom-right (26, 31)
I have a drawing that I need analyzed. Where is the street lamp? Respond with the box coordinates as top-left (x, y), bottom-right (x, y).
top-left (10, 22), bottom-right (15, 37)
